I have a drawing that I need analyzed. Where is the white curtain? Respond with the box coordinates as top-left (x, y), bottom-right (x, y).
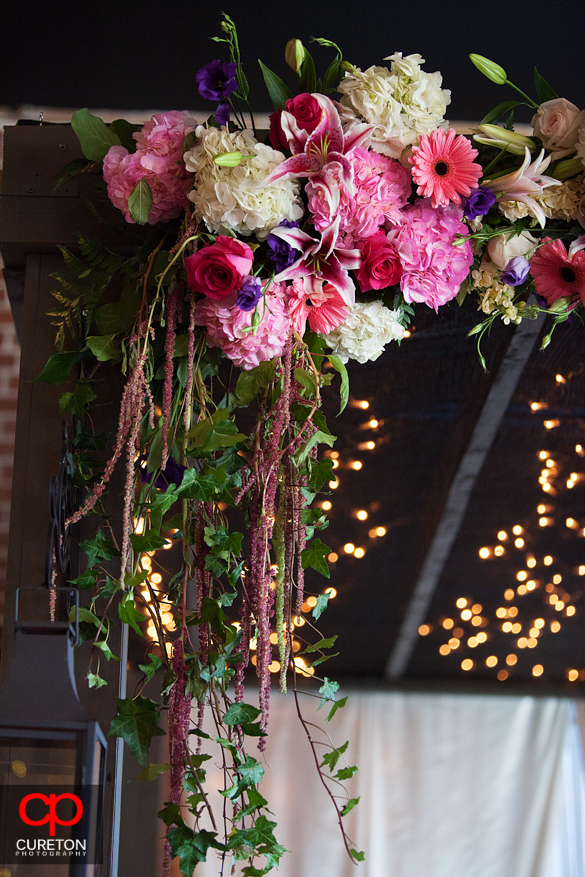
top-left (190, 691), bottom-right (585, 877)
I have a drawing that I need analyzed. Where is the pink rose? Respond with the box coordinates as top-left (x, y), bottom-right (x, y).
top-left (185, 237), bottom-right (254, 301)
top-left (531, 99), bottom-right (585, 151)
top-left (356, 232), bottom-right (403, 292)
top-left (269, 93), bottom-right (322, 151)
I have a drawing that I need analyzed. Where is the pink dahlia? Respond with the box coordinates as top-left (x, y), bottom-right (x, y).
top-left (103, 111), bottom-right (196, 224)
top-left (410, 128), bottom-right (482, 208)
top-left (395, 199), bottom-right (474, 310)
top-left (529, 237), bottom-right (585, 305)
top-left (286, 277), bottom-right (350, 335)
top-left (194, 282), bottom-right (290, 371)
top-left (307, 147), bottom-right (411, 244)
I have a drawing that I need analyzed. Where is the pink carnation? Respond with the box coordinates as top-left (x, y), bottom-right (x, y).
top-left (194, 282), bottom-right (290, 370)
top-left (306, 147), bottom-right (411, 244)
top-left (395, 199), bottom-right (473, 309)
top-left (103, 111), bottom-right (196, 224)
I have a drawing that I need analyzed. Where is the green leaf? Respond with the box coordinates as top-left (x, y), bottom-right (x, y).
top-left (323, 59), bottom-right (341, 92)
top-left (299, 49), bottom-right (317, 93)
top-left (456, 279), bottom-right (469, 307)
top-left (294, 367), bottom-right (317, 398)
top-left (93, 639), bottom-right (120, 662)
top-left (133, 763), bottom-right (171, 781)
top-left (33, 351), bottom-right (82, 384)
top-left (292, 430), bottom-right (336, 468)
top-left (176, 469), bottom-right (217, 501)
top-left (326, 355), bottom-right (349, 414)
top-left (336, 764), bottom-right (358, 781)
top-left (80, 529), bottom-right (121, 566)
top-left (308, 457), bottom-right (334, 492)
top-left (86, 334), bottom-right (121, 362)
top-left (321, 740), bottom-right (348, 772)
top-left (71, 108), bottom-right (121, 162)
top-left (59, 380), bottom-right (96, 418)
top-left (258, 59), bottom-right (293, 110)
top-left (138, 653), bottom-right (163, 682)
top-left (534, 67), bottom-right (558, 104)
top-left (95, 286), bottom-right (142, 335)
top-left (236, 756), bottom-right (265, 785)
top-left (327, 695), bottom-right (348, 722)
top-left (223, 702), bottom-right (262, 725)
top-left (108, 696), bottom-right (166, 767)
top-left (341, 797), bottom-right (360, 817)
top-left (69, 569), bottom-right (98, 590)
top-left (118, 593), bottom-right (145, 637)
top-left (53, 157), bottom-right (93, 192)
top-left (480, 100), bottom-right (521, 125)
top-left (301, 539), bottom-right (331, 579)
top-left (130, 530), bottom-right (168, 553)
top-left (109, 118), bottom-right (141, 152)
top-left (233, 360), bottom-right (275, 405)
top-left (87, 672), bottom-right (108, 689)
top-left (71, 606), bottom-right (100, 626)
top-left (350, 848), bottom-right (366, 862)
top-left (312, 592), bottom-right (331, 619)
top-left (302, 635), bottom-right (337, 654)
top-left (168, 828), bottom-right (224, 876)
top-left (318, 677), bottom-right (339, 709)
top-left (128, 178), bottom-right (153, 225)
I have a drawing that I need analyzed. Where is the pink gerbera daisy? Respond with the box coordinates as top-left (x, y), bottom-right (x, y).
top-left (529, 237), bottom-right (585, 305)
top-left (286, 277), bottom-right (350, 335)
top-left (410, 128), bottom-right (482, 208)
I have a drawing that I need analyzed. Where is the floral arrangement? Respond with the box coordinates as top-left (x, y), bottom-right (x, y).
top-left (39, 15), bottom-right (585, 876)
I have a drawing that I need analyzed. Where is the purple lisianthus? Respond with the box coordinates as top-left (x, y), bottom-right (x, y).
top-left (196, 60), bottom-right (238, 101)
top-left (237, 275), bottom-right (262, 311)
top-left (267, 220), bottom-right (300, 273)
top-left (215, 100), bottom-right (231, 127)
top-left (462, 186), bottom-right (496, 219)
top-left (501, 256), bottom-right (530, 286)
top-left (140, 455), bottom-right (186, 491)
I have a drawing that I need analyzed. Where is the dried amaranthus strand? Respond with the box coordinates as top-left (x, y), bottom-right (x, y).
top-left (161, 286), bottom-right (180, 472)
top-left (163, 633), bottom-right (191, 877)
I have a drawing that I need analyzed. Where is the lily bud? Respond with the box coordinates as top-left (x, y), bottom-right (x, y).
top-left (340, 60), bottom-right (357, 74)
top-left (469, 54), bottom-right (507, 85)
top-left (285, 39), bottom-right (306, 74)
top-left (473, 124), bottom-right (536, 155)
top-left (547, 295), bottom-right (574, 314)
top-left (549, 157), bottom-right (583, 180)
top-left (213, 151), bottom-right (251, 167)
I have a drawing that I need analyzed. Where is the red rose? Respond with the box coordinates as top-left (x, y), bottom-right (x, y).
top-left (185, 237), bottom-right (254, 301)
top-left (269, 93), bottom-right (322, 151)
top-left (357, 232), bottom-right (403, 292)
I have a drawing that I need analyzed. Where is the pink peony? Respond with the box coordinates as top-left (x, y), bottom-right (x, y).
top-left (103, 111), bottom-right (196, 224)
top-left (286, 277), bottom-right (350, 335)
top-left (395, 199), bottom-right (474, 309)
top-left (306, 147), bottom-right (411, 244)
top-left (194, 282), bottom-right (290, 370)
top-left (356, 231), bottom-right (403, 292)
top-left (185, 237), bottom-right (254, 302)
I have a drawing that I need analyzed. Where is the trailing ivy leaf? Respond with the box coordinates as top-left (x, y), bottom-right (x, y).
top-left (239, 722), bottom-right (266, 737)
top-left (118, 593), bottom-right (145, 637)
top-left (138, 653), bottom-right (163, 682)
top-left (233, 360), bottom-right (276, 406)
top-left (95, 286), bottom-right (142, 335)
top-left (292, 430), bottom-right (336, 468)
top-left (128, 178), bottom-right (153, 225)
top-left (223, 702), bottom-right (262, 725)
top-left (59, 380), bottom-right (96, 418)
top-left (187, 409), bottom-right (230, 447)
top-left (70, 606), bottom-right (100, 626)
top-left (133, 763), bottom-right (171, 781)
top-left (109, 118), bottom-right (142, 152)
top-left (312, 591), bottom-right (331, 619)
top-left (341, 797), bottom-right (360, 817)
top-left (294, 367), bottom-right (317, 397)
top-left (87, 672), bottom-right (107, 689)
top-left (80, 530), bottom-right (121, 566)
top-left (69, 569), bottom-right (98, 590)
top-left (86, 334), bottom-right (121, 363)
top-left (188, 597), bottom-right (228, 631)
top-left (308, 457), bottom-right (335, 492)
top-left (199, 419), bottom-right (246, 453)
top-left (327, 695), bottom-right (348, 722)
top-left (130, 530), bottom-right (168, 553)
top-left (71, 108), bottom-right (121, 162)
top-left (236, 756), bottom-right (265, 785)
top-left (258, 59), bottom-right (293, 110)
top-left (318, 677), bottom-right (339, 708)
top-left (34, 350), bottom-right (83, 384)
top-left (176, 469), bottom-right (217, 501)
top-left (158, 802), bottom-right (182, 827)
top-left (534, 67), bottom-right (558, 104)
top-left (336, 764), bottom-right (358, 781)
top-left (301, 538), bottom-right (331, 578)
top-left (350, 849), bottom-right (366, 862)
top-left (321, 740), bottom-right (348, 772)
top-left (307, 651), bottom-right (339, 668)
top-left (93, 639), bottom-right (120, 662)
top-left (108, 695), bottom-right (166, 767)
top-left (326, 355), bottom-right (349, 414)
top-left (302, 635), bottom-right (337, 654)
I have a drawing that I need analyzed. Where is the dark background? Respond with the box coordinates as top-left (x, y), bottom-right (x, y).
top-left (1, 0), bottom-right (583, 121)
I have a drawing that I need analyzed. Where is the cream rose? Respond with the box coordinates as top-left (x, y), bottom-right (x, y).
top-left (531, 99), bottom-right (585, 152)
top-left (487, 231), bottom-right (538, 269)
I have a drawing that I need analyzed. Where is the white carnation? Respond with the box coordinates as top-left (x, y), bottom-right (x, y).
top-left (324, 301), bottom-right (405, 364)
top-left (184, 126), bottom-right (303, 240)
top-left (338, 53), bottom-right (451, 158)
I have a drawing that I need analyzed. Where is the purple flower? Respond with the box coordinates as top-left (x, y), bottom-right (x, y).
top-left (215, 101), bottom-right (231, 127)
top-left (237, 275), bottom-right (262, 311)
top-left (267, 220), bottom-right (301, 273)
top-left (501, 256), bottom-right (530, 286)
top-left (196, 60), bottom-right (238, 102)
top-left (140, 455), bottom-right (186, 491)
top-left (462, 186), bottom-right (496, 219)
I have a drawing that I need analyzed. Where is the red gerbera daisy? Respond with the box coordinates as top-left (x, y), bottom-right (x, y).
top-left (529, 238), bottom-right (585, 305)
top-left (410, 128), bottom-right (482, 208)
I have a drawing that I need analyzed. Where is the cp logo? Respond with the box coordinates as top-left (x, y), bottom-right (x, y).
top-left (19, 793), bottom-right (83, 837)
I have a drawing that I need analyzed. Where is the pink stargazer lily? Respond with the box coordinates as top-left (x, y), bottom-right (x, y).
top-left (483, 147), bottom-right (557, 228)
top-left (271, 217), bottom-right (360, 307)
top-left (264, 94), bottom-right (373, 193)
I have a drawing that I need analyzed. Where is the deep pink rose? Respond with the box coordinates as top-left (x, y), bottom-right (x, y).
top-left (356, 232), bottom-right (403, 292)
top-left (269, 93), bottom-right (322, 151)
top-left (185, 237), bottom-right (254, 301)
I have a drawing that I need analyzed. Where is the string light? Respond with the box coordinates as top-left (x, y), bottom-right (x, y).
top-left (517, 570), bottom-right (527, 581)
top-left (551, 621), bottom-right (561, 632)
top-left (325, 587), bottom-right (337, 598)
top-left (539, 450), bottom-right (550, 460)
top-left (353, 547), bottom-right (365, 558)
top-left (514, 537), bottom-right (525, 548)
top-left (544, 555), bottom-right (553, 565)
top-left (456, 598), bottom-right (468, 608)
top-left (439, 644), bottom-right (450, 655)
top-left (512, 525), bottom-right (523, 535)
top-left (494, 545), bottom-right (505, 556)
top-left (322, 501), bottom-right (332, 511)
top-left (479, 547), bottom-right (490, 558)
top-left (567, 669), bottom-right (579, 682)
top-left (368, 419), bottom-right (379, 428)
top-left (442, 618), bottom-right (454, 630)
top-left (504, 589), bottom-right (515, 600)
top-left (449, 638), bottom-right (460, 649)
top-left (497, 670), bottom-right (509, 681)
top-left (418, 625), bottom-right (431, 636)
top-left (506, 654), bottom-right (517, 666)
top-left (356, 509), bottom-right (368, 520)
top-left (497, 530), bottom-right (508, 541)
top-left (461, 659), bottom-right (474, 671)
top-left (532, 664), bottom-right (544, 677)
top-left (544, 419), bottom-right (560, 429)
top-left (555, 374), bottom-right (566, 384)
top-left (343, 543), bottom-right (355, 554)
top-left (566, 518), bottom-right (578, 529)
top-left (486, 656), bottom-right (498, 667)
top-left (351, 460), bottom-right (363, 470)
top-left (328, 552), bottom-right (338, 562)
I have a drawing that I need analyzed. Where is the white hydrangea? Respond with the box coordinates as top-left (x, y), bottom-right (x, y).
top-left (498, 174), bottom-right (585, 224)
top-left (324, 301), bottom-right (405, 364)
top-left (337, 53), bottom-right (451, 158)
top-left (184, 126), bottom-right (303, 240)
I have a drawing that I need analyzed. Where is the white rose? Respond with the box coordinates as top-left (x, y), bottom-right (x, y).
top-left (487, 231), bottom-right (538, 269)
top-left (531, 99), bottom-right (585, 152)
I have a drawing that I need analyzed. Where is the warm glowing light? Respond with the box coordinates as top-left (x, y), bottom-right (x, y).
top-left (576, 444), bottom-right (584, 455)
top-left (149, 572), bottom-right (162, 585)
top-left (537, 505), bottom-right (547, 514)
top-left (161, 612), bottom-right (174, 627)
top-left (546, 459), bottom-right (555, 469)
top-left (461, 659), bottom-right (474, 671)
top-left (517, 637), bottom-right (528, 648)
top-left (351, 460), bottom-right (363, 470)
top-left (535, 618), bottom-right (545, 629)
top-left (544, 419), bottom-right (559, 429)
top-left (538, 451), bottom-right (550, 460)
top-left (567, 669), bottom-right (579, 682)
top-left (439, 644), bottom-right (451, 656)
top-left (527, 638), bottom-right (537, 648)
top-left (494, 545), bottom-right (505, 556)
top-left (506, 654), bottom-right (518, 666)
top-left (486, 656), bottom-right (498, 667)
top-left (544, 556), bottom-right (553, 566)
top-left (553, 574), bottom-right (562, 584)
top-left (331, 459), bottom-right (339, 469)
top-left (555, 601), bottom-right (565, 611)
top-left (322, 501), bottom-right (332, 510)
top-left (269, 661), bottom-right (281, 674)
top-left (353, 547), bottom-right (365, 558)
top-left (467, 637), bottom-right (478, 648)
top-left (498, 670), bottom-right (509, 681)
top-left (542, 484), bottom-right (552, 493)
top-left (471, 616), bottom-right (482, 627)
top-left (517, 585), bottom-right (527, 595)
top-left (443, 618), bottom-right (454, 630)
top-left (512, 623), bottom-right (522, 634)
top-left (356, 509), bottom-right (368, 521)
top-left (551, 621), bottom-right (561, 632)
top-left (142, 555), bottom-right (152, 569)
top-left (567, 606), bottom-right (576, 616)
top-left (526, 580), bottom-right (537, 591)
top-left (403, 329), bottom-right (411, 338)
top-left (513, 525), bottom-right (523, 535)
top-left (449, 637), bottom-right (460, 649)
top-left (549, 594), bottom-right (558, 604)
top-left (496, 607), bottom-right (507, 618)
top-left (504, 589), bottom-right (515, 601)
top-left (508, 607), bottom-right (518, 617)
top-left (515, 537), bottom-right (525, 548)
top-left (328, 552), bottom-right (338, 563)
top-left (249, 637), bottom-right (257, 650)
top-left (517, 570), bottom-right (527, 581)
top-left (293, 615), bottom-right (305, 627)
top-left (453, 627), bottom-right (463, 638)
top-left (358, 400), bottom-right (369, 409)
top-left (566, 517), bottom-right (578, 529)
top-left (556, 373), bottom-right (566, 384)
top-left (343, 543), bottom-right (355, 554)
top-left (497, 533), bottom-right (509, 545)
top-left (531, 401), bottom-right (547, 411)
top-left (419, 625), bottom-right (431, 636)
top-left (376, 526), bottom-right (386, 537)
top-left (526, 556), bottom-right (536, 568)
top-left (251, 654), bottom-right (258, 666)
top-left (470, 603), bottom-right (481, 614)
top-left (479, 547), bottom-right (490, 559)
top-left (529, 627), bottom-right (540, 638)
top-left (579, 566), bottom-right (585, 576)
top-left (532, 664), bottom-right (544, 677)
top-left (476, 632), bottom-right (487, 643)
top-left (502, 622), bottom-right (513, 632)
top-left (567, 480), bottom-right (575, 488)
top-left (456, 598), bottom-right (468, 609)
top-left (307, 596), bottom-right (317, 608)
top-left (325, 587), bottom-right (337, 598)
top-left (461, 609), bottom-right (472, 621)
top-left (329, 480), bottom-right (339, 489)
top-left (365, 441), bottom-right (375, 450)
top-left (539, 517), bottom-right (551, 526)
top-left (368, 419), bottom-right (379, 428)
top-left (134, 518), bottom-right (146, 535)
top-left (329, 451), bottom-right (339, 459)
top-left (269, 632), bottom-right (279, 645)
